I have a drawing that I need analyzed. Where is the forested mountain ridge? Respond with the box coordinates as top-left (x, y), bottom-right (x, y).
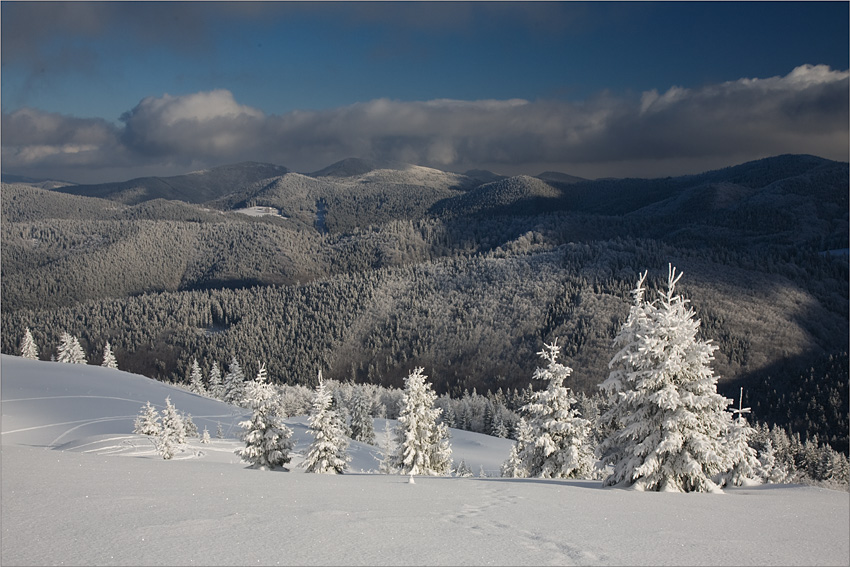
top-left (51, 161), bottom-right (290, 205)
top-left (2, 154), bottom-right (847, 452)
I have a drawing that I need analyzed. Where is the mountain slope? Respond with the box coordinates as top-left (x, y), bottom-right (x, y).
top-left (53, 161), bottom-right (289, 205)
top-left (1, 355), bottom-right (847, 566)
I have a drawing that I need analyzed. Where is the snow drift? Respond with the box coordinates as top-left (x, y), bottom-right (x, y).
top-left (1, 355), bottom-right (848, 566)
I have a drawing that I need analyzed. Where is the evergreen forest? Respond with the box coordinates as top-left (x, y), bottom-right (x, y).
top-left (2, 154), bottom-right (847, 456)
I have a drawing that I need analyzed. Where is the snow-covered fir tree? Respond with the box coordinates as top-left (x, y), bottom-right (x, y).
top-left (504, 341), bottom-right (595, 479)
top-left (718, 390), bottom-right (761, 487)
top-left (101, 341), bottom-right (118, 369)
top-left (491, 411), bottom-right (509, 438)
top-left (234, 363), bottom-right (294, 470)
top-left (187, 358), bottom-right (206, 395)
top-left (302, 371), bottom-right (351, 474)
top-left (756, 439), bottom-right (789, 484)
top-left (389, 367), bottom-right (453, 476)
top-left (216, 422), bottom-right (224, 439)
top-left (200, 426), bottom-right (211, 444)
top-left (455, 459), bottom-right (473, 477)
top-left (501, 419), bottom-right (532, 478)
top-left (157, 396), bottom-right (185, 460)
top-left (348, 389), bottom-right (376, 445)
top-left (133, 401), bottom-right (161, 436)
top-left (223, 357), bottom-right (246, 406)
top-left (207, 362), bottom-right (224, 400)
top-left (182, 413), bottom-right (199, 438)
top-left (56, 332), bottom-right (86, 364)
top-left (378, 423), bottom-right (397, 474)
top-left (19, 328), bottom-right (38, 360)
top-left (597, 266), bottom-right (733, 493)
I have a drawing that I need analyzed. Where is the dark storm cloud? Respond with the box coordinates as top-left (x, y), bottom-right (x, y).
top-left (3, 65), bottom-right (847, 182)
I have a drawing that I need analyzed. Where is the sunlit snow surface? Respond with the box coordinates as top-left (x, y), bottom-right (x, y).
top-left (2, 355), bottom-right (848, 566)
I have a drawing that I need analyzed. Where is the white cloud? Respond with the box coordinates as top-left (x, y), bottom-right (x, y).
top-left (2, 65), bottom-right (847, 182)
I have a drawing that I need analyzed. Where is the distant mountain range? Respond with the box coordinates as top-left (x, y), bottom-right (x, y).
top-left (2, 153), bottom-right (847, 454)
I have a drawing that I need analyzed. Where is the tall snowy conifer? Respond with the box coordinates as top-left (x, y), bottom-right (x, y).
top-left (56, 332), bottom-right (86, 364)
top-left (597, 266), bottom-right (733, 492)
top-left (505, 341), bottom-right (595, 479)
top-left (188, 358), bottom-right (206, 395)
top-left (234, 363), bottom-right (294, 470)
top-left (302, 371), bottom-right (351, 474)
top-left (20, 328), bottom-right (38, 360)
top-left (157, 396), bottom-right (185, 459)
top-left (223, 357), bottom-right (246, 406)
top-left (101, 342), bottom-right (118, 369)
top-left (208, 362), bottom-right (225, 400)
top-left (390, 367), bottom-right (453, 476)
top-left (719, 414), bottom-right (761, 487)
top-left (349, 389), bottom-right (376, 444)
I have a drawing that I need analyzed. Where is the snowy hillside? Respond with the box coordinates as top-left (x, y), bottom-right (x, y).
top-left (2, 355), bottom-right (848, 566)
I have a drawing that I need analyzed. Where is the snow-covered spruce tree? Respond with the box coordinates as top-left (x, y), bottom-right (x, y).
top-left (718, 396), bottom-right (761, 487)
top-left (208, 362), bottom-right (225, 400)
top-left (302, 371), bottom-right (351, 474)
top-left (216, 422), bottom-right (225, 439)
top-left (157, 396), bottom-right (186, 460)
top-left (501, 418), bottom-right (533, 478)
top-left (20, 328), bottom-right (39, 360)
top-left (234, 363), bottom-right (294, 470)
top-left (200, 426), bottom-right (211, 444)
top-left (597, 266), bottom-right (733, 493)
top-left (134, 401), bottom-right (161, 436)
top-left (223, 357), bottom-right (246, 406)
top-left (389, 367), bottom-right (453, 476)
top-left (506, 341), bottom-right (595, 479)
top-left (182, 413), bottom-right (199, 438)
top-left (378, 423), bottom-right (398, 474)
top-left (756, 440), bottom-right (789, 484)
top-left (101, 341), bottom-right (118, 369)
top-left (56, 332), bottom-right (86, 364)
top-left (349, 389), bottom-right (376, 445)
top-left (188, 358), bottom-right (206, 395)
top-left (455, 459), bottom-right (473, 477)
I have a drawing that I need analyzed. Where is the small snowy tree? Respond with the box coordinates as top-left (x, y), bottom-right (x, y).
top-left (216, 422), bottom-right (225, 439)
top-left (187, 358), bottom-right (206, 395)
top-left (156, 396), bottom-right (185, 460)
top-left (597, 266), bottom-right (733, 493)
top-left (718, 389), bottom-right (761, 487)
top-left (223, 357), bottom-right (246, 406)
top-left (200, 426), bottom-right (211, 444)
top-left (492, 411), bottom-right (509, 438)
top-left (349, 389), bottom-right (376, 444)
top-left (455, 459), bottom-right (473, 477)
top-left (302, 371), bottom-right (351, 474)
top-left (389, 367), bottom-right (453, 476)
top-left (134, 401), bottom-right (161, 436)
top-left (378, 423), bottom-right (398, 474)
top-left (56, 332), bottom-right (86, 364)
top-left (756, 439), bottom-right (789, 484)
top-left (506, 341), bottom-right (595, 479)
top-left (182, 413), bottom-right (199, 438)
top-left (20, 328), bottom-right (38, 360)
top-left (234, 363), bottom-right (294, 470)
top-left (101, 341), bottom-right (118, 369)
top-left (208, 362), bottom-right (225, 400)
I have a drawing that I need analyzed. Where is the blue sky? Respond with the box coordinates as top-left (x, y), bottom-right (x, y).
top-left (2, 1), bottom-right (848, 183)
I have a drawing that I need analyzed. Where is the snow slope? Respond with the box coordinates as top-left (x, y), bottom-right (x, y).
top-left (2, 355), bottom-right (848, 566)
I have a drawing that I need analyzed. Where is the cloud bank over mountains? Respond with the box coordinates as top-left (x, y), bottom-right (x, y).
top-left (3, 64), bottom-right (847, 183)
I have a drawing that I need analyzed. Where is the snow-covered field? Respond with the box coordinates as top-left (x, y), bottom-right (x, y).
top-left (233, 206), bottom-right (285, 218)
top-left (2, 355), bottom-right (848, 566)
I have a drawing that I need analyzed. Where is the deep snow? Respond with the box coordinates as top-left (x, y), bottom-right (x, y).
top-left (1, 355), bottom-right (848, 566)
